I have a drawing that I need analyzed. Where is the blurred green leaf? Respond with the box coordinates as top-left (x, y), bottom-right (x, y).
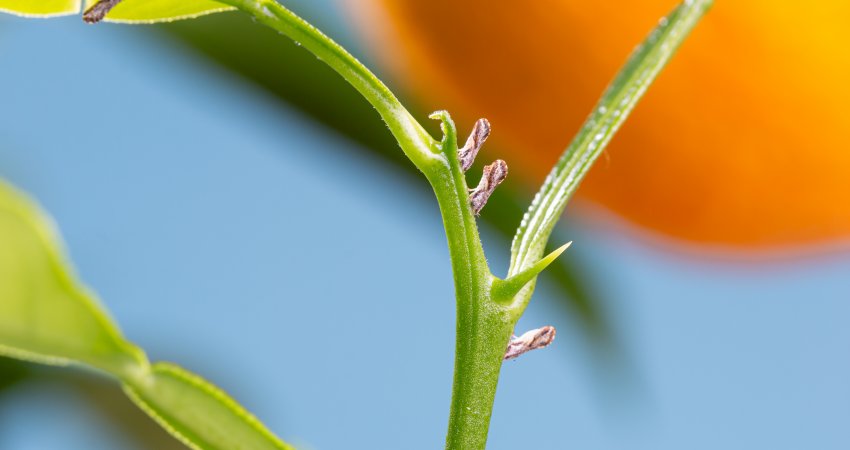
top-left (0, 179), bottom-right (291, 450)
top-left (0, 357), bottom-right (29, 393)
top-left (0, 179), bottom-right (146, 378)
top-left (0, 0), bottom-right (233, 21)
top-left (84, 0), bottom-right (233, 24)
top-left (0, 0), bottom-right (79, 17)
top-left (124, 362), bottom-right (293, 450)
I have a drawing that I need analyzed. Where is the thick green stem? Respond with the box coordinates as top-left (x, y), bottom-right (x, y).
top-left (426, 112), bottom-right (513, 450)
top-left (445, 299), bottom-right (514, 450)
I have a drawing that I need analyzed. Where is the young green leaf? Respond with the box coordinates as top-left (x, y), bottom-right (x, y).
top-left (82, 0), bottom-right (233, 24)
top-left (124, 362), bottom-right (294, 450)
top-left (0, 0), bottom-right (79, 17)
top-left (492, 242), bottom-right (571, 306)
top-left (509, 0), bottom-right (713, 276)
top-left (0, 179), bottom-right (147, 379)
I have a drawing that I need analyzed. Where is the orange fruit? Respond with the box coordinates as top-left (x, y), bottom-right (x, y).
top-left (348, 0), bottom-right (850, 253)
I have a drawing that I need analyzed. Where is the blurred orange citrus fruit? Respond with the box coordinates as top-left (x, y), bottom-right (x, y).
top-left (349, 0), bottom-right (850, 252)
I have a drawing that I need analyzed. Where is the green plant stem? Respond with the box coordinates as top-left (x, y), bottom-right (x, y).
top-left (217, 0), bottom-right (438, 173)
top-left (428, 112), bottom-right (514, 450)
top-left (444, 301), bottom-right (514, 450)
top-left (218, 2), bottom-right (513, 448)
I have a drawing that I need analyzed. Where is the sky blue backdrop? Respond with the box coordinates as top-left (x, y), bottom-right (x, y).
top-left (1, 3), bottom-right (849, 449)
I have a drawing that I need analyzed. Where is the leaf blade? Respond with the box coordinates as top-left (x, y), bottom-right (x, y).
top-left (509, 0), bottom-right (713, 275)
top-left (124, 362), bottom-right (294, 450)
top-left (0, 179), bottom-right (147, 378)
top-left (0, 0), bottom-right (79, 17)
top-left (83, 0), bottom-right (233, 23)
top-left (0, 179), bottom-right (294, 450)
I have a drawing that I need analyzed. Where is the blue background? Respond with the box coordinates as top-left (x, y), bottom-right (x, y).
top-left (1, 3), bottom-right (849, 449)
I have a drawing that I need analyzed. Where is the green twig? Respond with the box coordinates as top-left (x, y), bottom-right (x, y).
top-left (217, 0), bottom-right (439, 173)
top-left (428, 111), bottom-right (511, 450)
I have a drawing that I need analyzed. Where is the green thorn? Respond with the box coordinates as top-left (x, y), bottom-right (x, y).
top-left (492, 242), bottom-right (572, 302)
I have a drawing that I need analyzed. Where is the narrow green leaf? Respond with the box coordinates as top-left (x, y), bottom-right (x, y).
top-left (124, 362), bottom-right (293, 450)
top-left (0, 0), bottom-right (79, 17)
top-left (492, 242), bottom-right (571, 305)
top-left (83, 0), bottom-right (233, 23)
top-left (509, 0), bottom-right (713, 275)
top-left (0, 179), bottom-right (147, 378)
